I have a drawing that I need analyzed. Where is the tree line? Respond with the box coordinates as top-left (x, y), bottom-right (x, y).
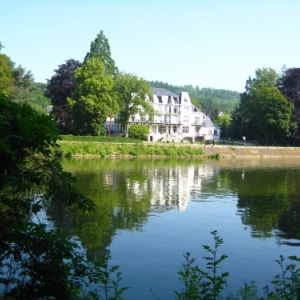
top-left (149, 80), bottom-right (240, 116)
top-left (45, 31), bottom-right (155, 136)
top-left (230, 67), bottom-right (300, 145)
top-left (0, 42), bottom-right (49, 113)
top-left (2, 30), bottom-right (300, 145)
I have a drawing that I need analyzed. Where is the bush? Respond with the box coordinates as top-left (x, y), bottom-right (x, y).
top-left (128, 125), bottom-right (149, 141)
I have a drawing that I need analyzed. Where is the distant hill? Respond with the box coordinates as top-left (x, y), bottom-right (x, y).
top-left (149, 81), bottom-right (239, 117)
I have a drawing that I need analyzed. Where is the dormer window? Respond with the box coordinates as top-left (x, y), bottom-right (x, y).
top-left (157, 96), bottom-right (162, 103)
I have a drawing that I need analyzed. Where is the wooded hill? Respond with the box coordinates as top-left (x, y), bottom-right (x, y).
top-left (149, 80), bottom-right (239, 117)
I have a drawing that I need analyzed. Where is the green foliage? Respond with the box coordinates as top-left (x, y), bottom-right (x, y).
top-left (56, 142), bottom-right (205, 157)
top-left (0, 52), bottom-right (14, 98)
top-left (84, 30), bottom-right (118, 76)
top-left (59, 134), bottom-right (142, 143)
top-left (128, 125), bottom-right (149, 140)
top-left (81, 249), bottom-right (129, 300)
top-left (68, 58), bottom-right (118, 136)
top-left (265, 255), bottom-right (300, 299)
top-left (175, 231), bottom-right (229, 300)
top-left (115, 72), bottom-right (155, 133)
top-left (0, 98), bottom-right (130, 299)
top-left (149, 81), bottom-right (239, 116)
top-left (215, 115), bottom-right (231, 139)
top-left (175, 231), bottom-right (300, 300)
top-left (0, 47), bottom-right (48, 113)
top-left (231, 68), bottom-right (295, 145)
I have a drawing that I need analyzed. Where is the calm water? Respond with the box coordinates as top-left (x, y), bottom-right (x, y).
top-left (56, 158), bottom-right (300, 299)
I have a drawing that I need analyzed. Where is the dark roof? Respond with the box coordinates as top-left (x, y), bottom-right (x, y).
top-left (152, 87), bottom-right (179, 98)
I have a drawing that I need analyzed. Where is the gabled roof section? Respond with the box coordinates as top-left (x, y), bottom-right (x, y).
top-left (152, 87), bottom-right (179, 98)
top-left (202, 118), bottom-right (220, 128)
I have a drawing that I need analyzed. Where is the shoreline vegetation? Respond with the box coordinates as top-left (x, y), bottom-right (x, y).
top-left (55, 136), bottom-right (300, 159)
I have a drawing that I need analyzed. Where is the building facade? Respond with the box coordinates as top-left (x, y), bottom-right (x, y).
top-left (105, 88), bottom-right (221, 142)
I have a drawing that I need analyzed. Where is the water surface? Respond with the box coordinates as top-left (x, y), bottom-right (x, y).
top-left (57, 158), bottom-right (300, 299)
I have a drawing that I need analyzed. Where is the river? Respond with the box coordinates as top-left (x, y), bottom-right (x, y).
top-left (56, 157), bottom-right (300, 299)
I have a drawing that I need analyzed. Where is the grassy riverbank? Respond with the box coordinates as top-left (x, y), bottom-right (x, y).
top-left (55, 139), bottom-right (300, 159)
top-left (55, 141), bottom-right (207, 158)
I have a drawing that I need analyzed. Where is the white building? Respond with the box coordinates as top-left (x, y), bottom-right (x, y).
top-left (106, 88), bottom-right (221, 142)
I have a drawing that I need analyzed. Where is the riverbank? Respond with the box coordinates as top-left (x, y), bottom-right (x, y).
top-left (56, 141), bottom-right (300, 158)
top-left (203, 145), bottom-right (300, 158)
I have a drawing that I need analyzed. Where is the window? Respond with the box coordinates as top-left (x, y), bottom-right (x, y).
top-left (183, 126), bottom-right (189, 133)
top-left (131, 116), bottom-right (134, 121)
top-left (157, 96), bottom-right (162, 103)
top-left (173, 97), bottom-right (178, 104)
top-left (184, 116), bottom-right (189, 122)
top-left (169, 106), bottom-right (171, 113)
top-left (195, 117), bottom-right (200, 124)
top-left (214, 130), bottom-right (218, 136)
top-left (174, 107), bottom-right (177, 113)
top-left (173, 126), bottom-right (177, 133)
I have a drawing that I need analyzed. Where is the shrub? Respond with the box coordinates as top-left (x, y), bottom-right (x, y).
top-left (128, 125), bottom-right (149, 141)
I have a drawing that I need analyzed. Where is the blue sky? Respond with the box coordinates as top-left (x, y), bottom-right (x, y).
top-left (1, 0), bottom-right (299, 92)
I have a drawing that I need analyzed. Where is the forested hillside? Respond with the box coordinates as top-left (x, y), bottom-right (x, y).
top-left (21, 82), bottom-right (50, 113)
top-left (149, 81), bottom-right (239, 116)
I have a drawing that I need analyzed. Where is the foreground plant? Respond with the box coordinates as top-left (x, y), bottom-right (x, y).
top-left (175, 231), bottom-right (300, 300)
top-left (0, 97), bottom-right (127, 299)
top-left (175, 230), bottom-right (229, 300)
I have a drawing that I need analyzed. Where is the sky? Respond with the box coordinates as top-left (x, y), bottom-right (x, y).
top-left (1, 0), bottom-right (299, 92)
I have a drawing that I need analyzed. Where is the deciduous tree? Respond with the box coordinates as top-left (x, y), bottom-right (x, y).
top-left (68, 58), bottom-right (118, 136)
top-left (114, 72), bottom-right (155, 133)
top-left (0, 52), bottom-right (14, 97)
top-left (0, 96), bottom-right (95, 299)
top-left (231, 68), bottom-right (295, 145)
top-left (45, 59), bottom-right (81, 133)
top-left (278, 68), bottom-right (300, 140)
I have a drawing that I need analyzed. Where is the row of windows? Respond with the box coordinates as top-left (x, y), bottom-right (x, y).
top-left (129, 116), bottom-right (204, 124)
top-left (153, 96), bottom-right (179, 104)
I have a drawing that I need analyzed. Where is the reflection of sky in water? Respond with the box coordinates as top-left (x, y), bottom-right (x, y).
top-left (62, 158), bottom-right (300, 300)
top-left (110, 195), bottom-right (299, 300)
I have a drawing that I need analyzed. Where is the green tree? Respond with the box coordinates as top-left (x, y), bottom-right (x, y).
top-left (0, 52), bottom-right (14, 97)
top-left (115, 72), bottom-right (155, 133)
top-left (245, 67), bottom-right (279, 92)
top-left (215, 114), bottom-right (231, 138)
top-left (211, 107), bottom-right (220, 122)
top-left (0, 46), bottom-right (46, 112)
top-left (84, 30), bottom-right (118, 76)
top-left (45, 59), bottom-right (81, 133)
top-left (68, 58), bottom-right (118, 136)
top-left (25, 82), bottom-right (50, 114)
top-left (0, 96), bottom-right (96, 299)
top-left (231, 68), bottom-right (295, 144)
